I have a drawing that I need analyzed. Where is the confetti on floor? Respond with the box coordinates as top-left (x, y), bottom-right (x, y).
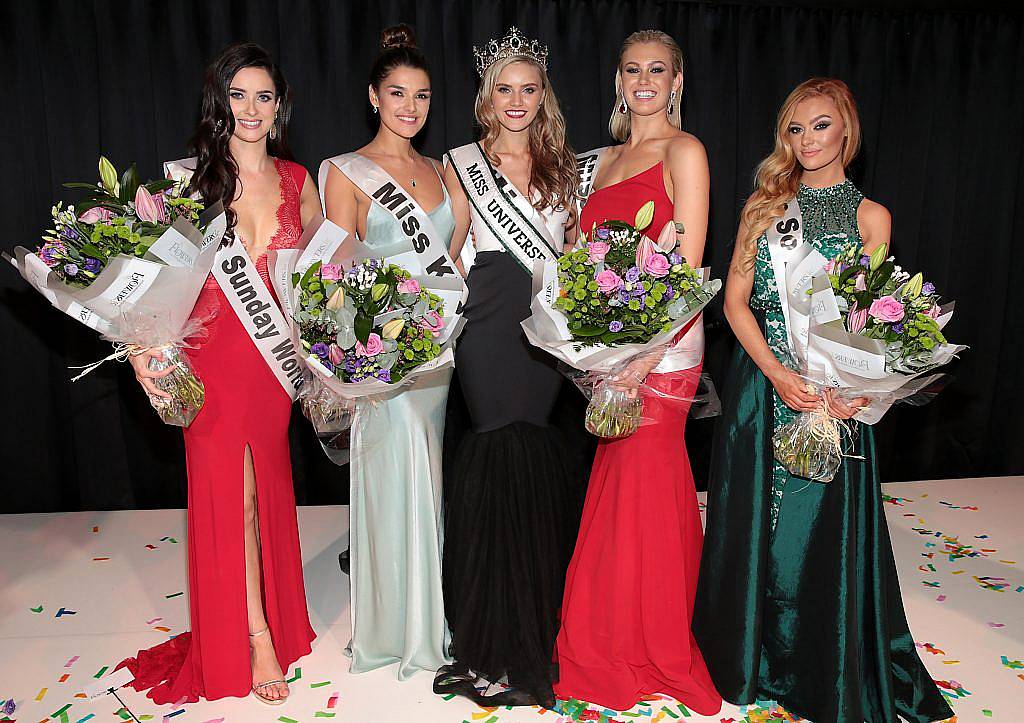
top-left (2, 480), bottom-right (1018, 722)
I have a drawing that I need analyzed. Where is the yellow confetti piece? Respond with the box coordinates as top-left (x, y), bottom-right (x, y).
top-left (951, 570), bottom-right (965, 575)
top-left (942, 660), bottom-right (961, 664)
top-left (36, 686), bottom-right (48, 700)
top-left (999, 560), bottom-right (1017, 564)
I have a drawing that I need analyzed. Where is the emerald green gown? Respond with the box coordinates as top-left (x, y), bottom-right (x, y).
top-left (693, 181), bottom-right (954, 723)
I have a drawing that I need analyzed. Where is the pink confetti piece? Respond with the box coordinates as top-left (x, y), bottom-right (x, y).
top-left (327, 692), bottom-right (339, 709)
top-left (64, 655), bottom-right (79, 667)
top-left (936, 595), bottom-right (947, 602)
top-left (988, 622), bottom-right (1006, 628)
top-left (146, 617), bottom-right (163, 625)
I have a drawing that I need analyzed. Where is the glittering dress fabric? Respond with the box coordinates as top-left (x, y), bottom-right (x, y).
top-left (694, 180), bottom-right (954, 722)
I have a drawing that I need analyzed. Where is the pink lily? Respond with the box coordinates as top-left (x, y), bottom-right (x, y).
top-left (847, 302), bottom-right (868, 334)
top-left (135, 185), bottom-right (162, 223)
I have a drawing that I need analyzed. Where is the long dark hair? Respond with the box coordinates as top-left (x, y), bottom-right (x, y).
top-left (188, 42), bottom-right (294, 229)
top-left (369, 24), bottom-right (429, 90)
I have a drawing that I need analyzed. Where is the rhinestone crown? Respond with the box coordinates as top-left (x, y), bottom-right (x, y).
top-left (473, 26), bottom-right (548, 77)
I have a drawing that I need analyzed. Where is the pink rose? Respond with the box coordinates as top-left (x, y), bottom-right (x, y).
top-left (587, 241), bottom-right (610, 263)
top-left (328, 343), bottom-right (345, 365)
top-left (320, 263), bottom-right (343, 281)
top-left (868, 295), bottom-right (905, 323)
top-left (595, 269), bottom-right (623, 294)
top-left (924, 304), bottom-right (941, 319)
top-left (355, 333), bottom-right (384, 357)
top-left (643, 253), bottom-right (671, 278)
top-left (418, 310), bottom-right (444, 336)
top-left (634, 236), bottom-right (658, 271)
top-left (397, 278), bottom-right (421, 294)
top-left (78, 206), bottom-right (112, 224)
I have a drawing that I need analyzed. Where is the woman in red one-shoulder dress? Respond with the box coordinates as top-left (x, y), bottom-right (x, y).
top-left (554, 31), bottom-right (721, 715)
top-left (118, 43), bottom-right (319, 706)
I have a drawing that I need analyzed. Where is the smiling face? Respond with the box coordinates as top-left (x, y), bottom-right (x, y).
top-left (785, 95), bottom-right (847, 173)
top-left (618, 41), bottom-right (681, 117)
top-left (489, 60), bottom-right (544, 133)
top-left (228, 66), bottom-right (279, 144)
top-left (370, 65), bottom-right (432, 139)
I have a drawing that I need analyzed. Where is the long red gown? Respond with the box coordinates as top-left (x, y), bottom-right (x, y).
top-left (553, 162), bottom-right (722, 714)
top-left (118, 159), bottom-right (316, 703)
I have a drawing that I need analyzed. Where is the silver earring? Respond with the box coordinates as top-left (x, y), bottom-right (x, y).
top-left (270, 123), bottom-right (278, 140)
top-left (668, 89), bottom-right (677, 115)
top-left (372, 105), bottom-right (378, 114)
top-left (216, 119), bottom-right (225, 131)
top-left (619, 96), bottom-right (627, 114)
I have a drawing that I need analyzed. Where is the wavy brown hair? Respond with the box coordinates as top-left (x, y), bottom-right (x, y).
top-left (475, 56), bottom-right (579, 224)
top-left (738, 77), bottom-right (861, 269)
top-left (609, 30), bottom-right (684, 142)
top-left (187, 42), bottom-right (294, 230)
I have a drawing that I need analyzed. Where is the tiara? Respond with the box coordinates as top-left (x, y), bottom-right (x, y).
top-left (473, 26), bottom-right (548, 77)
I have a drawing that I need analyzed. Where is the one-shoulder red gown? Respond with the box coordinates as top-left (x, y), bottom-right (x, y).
top-left (554, 162), bottom-right (721, 714)
top-left (118, 159), bottom-right (316, 703)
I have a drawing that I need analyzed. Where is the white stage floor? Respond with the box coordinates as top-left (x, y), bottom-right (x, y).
top-left (2, 477), bottom-right (1021, 722)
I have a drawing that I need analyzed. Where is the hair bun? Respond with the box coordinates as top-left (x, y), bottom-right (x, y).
top-left (380, 24), bottom-right (416, 50)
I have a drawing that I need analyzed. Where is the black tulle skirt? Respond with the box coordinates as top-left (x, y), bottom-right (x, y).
top-left (443, 251), bottom-right (583, 706)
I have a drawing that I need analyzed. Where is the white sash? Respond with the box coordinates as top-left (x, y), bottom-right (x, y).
top-left (765, 197), bottom-right (828, 357)
top-left (163, 156), bottom-right (304, 399)
top-left (446, 142), bottom-right (560, 274)
top-left (318, 153), bottom-right (461, 282)
top-left (576, 146), bottom-right (609, 220)
top-left (212, 240), bottom-right (304, 400)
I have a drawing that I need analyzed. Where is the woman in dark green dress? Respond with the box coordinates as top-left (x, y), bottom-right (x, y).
top-left (693, 78), bottom-right (955, 723)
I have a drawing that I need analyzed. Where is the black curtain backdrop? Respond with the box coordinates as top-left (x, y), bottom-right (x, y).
top-left (2, 0), bottom-right (1021, 513)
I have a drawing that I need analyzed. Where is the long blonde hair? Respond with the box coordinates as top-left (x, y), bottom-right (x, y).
top-left (475, 56), bottom-right (579, 222)
top-left (608, 30), bottom-right (684, 142)
top-left (738, 77), bottom-right (862, 269)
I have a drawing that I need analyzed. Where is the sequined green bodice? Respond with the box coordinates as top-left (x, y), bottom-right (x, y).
top-left (751, 179), bottom-right (864, 524)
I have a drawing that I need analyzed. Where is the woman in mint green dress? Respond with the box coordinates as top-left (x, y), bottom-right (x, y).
top-left (319, 24), bottom-right (453, 679)
top-left (694, 78), bottom-right (954, 723)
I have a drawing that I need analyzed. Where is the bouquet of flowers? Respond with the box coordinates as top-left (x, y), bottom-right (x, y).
top-left (268, 216), bottom-right (466, 456)
top-left (296, 258), bottom-right (448, 386)
top-left (6, 156), bottom-right (226, 426)
top-left (522, 201), bottom-right (721, 437)
top-left (772, 242), bottom-right (965, 481)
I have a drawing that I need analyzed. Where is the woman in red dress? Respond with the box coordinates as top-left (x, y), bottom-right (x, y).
top-left (119, 43), bottom-right (320, 705)
top-left (554, 31), bottom-right (721, 715)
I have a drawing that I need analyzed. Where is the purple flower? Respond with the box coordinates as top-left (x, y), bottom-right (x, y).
top-left (664, 284), bottom-right (674, 299)
top-left (892, 322), bottom-right (905, 334)
top-left (617, 289), bottom-right (630, 304)
top-left (624, 266), bottom-right (641, 283)
top-left (84, 257), bottom-right (102, 273)
top-left (609, 320), bottom-right (624, 332)
top-left (63, 263), bottom-right (79, 276)
top-left (61, 226), bottom-right (80, 241)
top-left (311, 342), bottom-right (330, 359)
top-left (922, 282), bottom-right (935, 295)
top-left (344, 357), bottom-right (359, 374)
top-left (669, 252), bottom-right (683, 265)
top-left (859, 256), bottom-right (870, 267)
top-left (376, 368), bottom-right (392, 382)
top-left (595, 226), bottom-right (610, 240)
top-left (321, 360), bottom-right (335, 372)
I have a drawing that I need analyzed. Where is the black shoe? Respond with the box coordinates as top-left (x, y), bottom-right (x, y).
top-left (338, 548), bottom-right (350, 575)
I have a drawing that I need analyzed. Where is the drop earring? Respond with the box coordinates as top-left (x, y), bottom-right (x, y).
top-left (269, 114), bottom-right (278, 140)
top-left (668, 89), bottom-right (677, 115)
top-left (372, 105), bottom-right (378, 114)
top-left (619, 96), bottom-right (627, 114)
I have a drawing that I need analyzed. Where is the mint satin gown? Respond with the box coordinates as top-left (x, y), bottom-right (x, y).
top-left (347, 185), bottom-right (455, 679)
